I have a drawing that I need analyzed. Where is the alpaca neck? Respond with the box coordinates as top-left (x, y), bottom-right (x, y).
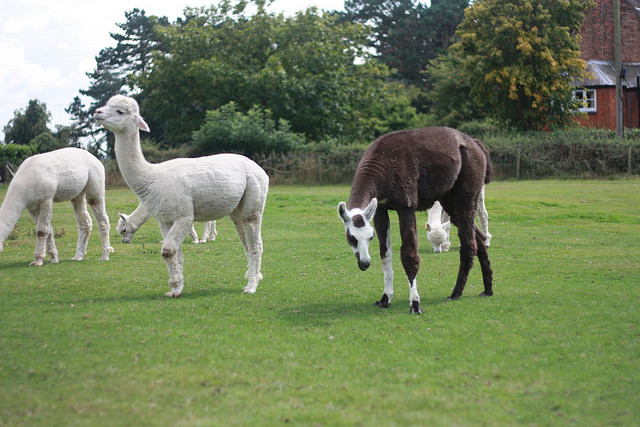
top-left (0, 188), bottom-right (27, 244)
top-left (129, 204), bottom-right (151, 230)
top-left (348, 166), bottom-right (380, 210)
top-left (113, 128), bottom-right (154, 197)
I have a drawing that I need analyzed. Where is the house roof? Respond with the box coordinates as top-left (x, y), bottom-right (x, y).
top-left (573, 60), bottom-right (640, 88)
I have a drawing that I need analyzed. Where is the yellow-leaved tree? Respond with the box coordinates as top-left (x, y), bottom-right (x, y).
top-left (452, 0), bottom-right (593, 130)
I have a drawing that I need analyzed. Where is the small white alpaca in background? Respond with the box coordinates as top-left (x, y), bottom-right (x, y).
top-left (95, 95), bottom-right (268, 297)
top-left (426, 186), bottom-right (492, 253)
top-left (0, 147), bottom-right (113, 265)
top-left (425, 201), bottom-right (451, 253)
top-left (116, 203), bottom-right (217, 244)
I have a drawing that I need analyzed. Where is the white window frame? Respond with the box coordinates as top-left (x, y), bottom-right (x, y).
top-left (572, 88), bottom-right (597, 113)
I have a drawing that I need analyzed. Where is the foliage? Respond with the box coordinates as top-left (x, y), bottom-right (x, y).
top-left (483, 128), bottom-right (640, 178)
top-left (28, 132), bottom-right (60, 153)
top-left (425, 50), bottom-right (485, 127)
top-left (67, 9), bottom-right (170, 158)
top-left (0, 143), bottom-right (35, 165)
top-left (342, 0), bottom-right (469, 88)
top-left (3, 99), bottom-right (51, 145)
top-left (192, 102), bottom-right (305, 157)
top-left (0, 182), bottom-right (639, 425)
top-left (139, 6), bottom-right (416, 146)
top-left (441, 0), bottom-right (593, 130)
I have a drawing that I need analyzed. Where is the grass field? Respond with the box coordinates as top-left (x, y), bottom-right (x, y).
top-left (1, 180), bottom-right (639, 426)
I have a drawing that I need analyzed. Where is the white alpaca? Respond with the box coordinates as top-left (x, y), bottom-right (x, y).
top-left (0, 147), bottom-right (113, 265)
top-left (425, 201), bottom-right (451, 253)
top-left (426, 186), bottom-right (492, 253)
top-left (95, 95), bottom-right (268, 297)
top-left (116, 203), bottom-right (217, 243)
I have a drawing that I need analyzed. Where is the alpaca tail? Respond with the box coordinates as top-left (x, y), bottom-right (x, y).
top-left (473, 138), bottom-right (493, 184)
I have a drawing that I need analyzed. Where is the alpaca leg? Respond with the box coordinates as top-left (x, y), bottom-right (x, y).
top-left (474, 224), bottom-right (494, 297)
top-left (87, 196), bottom-right (113, 260)
top-left (397, 209), bottom-right (423, 314)
top-left (160, 218), bottom-right (192, 298)
top-left (373, 207), bottom-right (394, 308)
top-left (189, 224), bottom-right (199, 244)
top-left (449, 216), bottom-right (477, 300)
top-left (199, 222), bottom-right (208, 243)
top-left (210, 221), bottom-right (217, 240)
top-left (239, 215), bottom-right (264, 294)
top-left (441, 210), bottom-right (451, 252)
top-left (29, 201), bottom-right (55, 266)
top-left (71, 195), bottom-right (92, 261)
top-left (45, 231), bottom-right (59, 264)
top-left (200, 221), bottom-right (216, 243)
top-left (476, 187), bottom-right (491, 247)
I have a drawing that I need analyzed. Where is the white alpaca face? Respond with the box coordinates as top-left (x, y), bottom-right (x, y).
top-left (94, 95), bottom-right (149, 133)
top-left (337, 199), bottom-right (377, 271)
top-left (116, 214), bottom-right (135, 243)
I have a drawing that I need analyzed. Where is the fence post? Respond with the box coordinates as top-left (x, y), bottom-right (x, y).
top-left (515, 148), bottom-right (521, 179)
top-left (629, 146), bottom-right (633, 175)
top-left (2, 157), bottom-right (7, 184)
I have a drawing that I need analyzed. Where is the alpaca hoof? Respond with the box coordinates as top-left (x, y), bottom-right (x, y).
top-left (447, 294), bottom-right (461, 301)
top-left (242, 285), bottom-right (257, 294)
top-left (410, 300), bottom-right (423, 315)
top-left (71, 256), bottom-right (83, 261)
top-left (374, 294), bottom-right (390, 308)
top-left (29, 259), bottom-right (44, 266)
top-left (164, 290), bottom-right (182, 298)
top-left (480, 291), bottom-right (493, 297)
top-left (99, 256), bottom-right (110, 261)
top-left (50, 258), bottom-right (59, 264)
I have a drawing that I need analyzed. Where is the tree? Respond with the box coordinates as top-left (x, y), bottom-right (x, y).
top-left (426, 51), bottom-right (484, 127)
top-left (67, 8), bottom-right (169, 157)
top-left (342, 0), bottom-right (469, 87)
top-left (3, 99), bottom-right (51, 145)
top-left (452, 0), bottom-right (593, 130)
top-left (139, 6), bottom-right (420, 146)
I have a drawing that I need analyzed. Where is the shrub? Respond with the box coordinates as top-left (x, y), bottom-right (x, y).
top-left (192, 102), bottom-right (305, 157)
top-left (0, 144), bottom-right (35, 167)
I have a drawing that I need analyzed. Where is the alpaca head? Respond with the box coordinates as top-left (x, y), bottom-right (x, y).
top-left (116, 213), bottom-right (135, 243)
top-left (94, 95), bottom-right (150, 134)
top-left (426, 220), bottom-right (450, 253)
top-left (337, 198), bottom-right (377, 271)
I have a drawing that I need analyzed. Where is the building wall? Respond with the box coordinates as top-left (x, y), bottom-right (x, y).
top-left (580, 0), bottom-right (640, 63)
top-left (577, 0), bottom-right (640, 129)
top-left (574, 87), bottom-right (640, 128)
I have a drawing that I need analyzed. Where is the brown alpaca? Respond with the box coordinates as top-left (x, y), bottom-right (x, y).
top-left (338, 127), bottom-right (493, 314)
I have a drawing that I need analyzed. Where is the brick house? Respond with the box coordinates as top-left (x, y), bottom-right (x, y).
top-left (572, 0), bottom-right (640, 129)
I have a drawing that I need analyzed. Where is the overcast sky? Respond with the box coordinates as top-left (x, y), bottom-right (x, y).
top-left (0, 0), bottom-right (345, 139)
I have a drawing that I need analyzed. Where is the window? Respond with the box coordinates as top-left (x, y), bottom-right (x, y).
top-left (572, 89), bottom-right (597, 113)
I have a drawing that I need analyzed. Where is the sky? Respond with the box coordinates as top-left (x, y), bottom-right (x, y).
top-left (0, 0), bottom-right (345, 139)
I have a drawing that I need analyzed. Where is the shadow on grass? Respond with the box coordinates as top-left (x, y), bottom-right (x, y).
top-left (274, 293), bottom-right (460, 326)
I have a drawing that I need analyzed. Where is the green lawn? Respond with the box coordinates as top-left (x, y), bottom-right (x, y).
top-left (1, 180), bottom-right (639, 426)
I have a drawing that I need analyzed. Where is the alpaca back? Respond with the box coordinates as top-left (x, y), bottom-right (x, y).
top-left (8, 148), bottom-right (103, 205)
top-left (138, 153), bottom-right (268, 223)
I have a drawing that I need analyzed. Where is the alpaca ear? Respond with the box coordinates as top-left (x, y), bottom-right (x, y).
top-left (136, 114), bottom-right (150, 132)
top-left (337, 202), bottom-right (349, 223)
top-left (426, 222), bottom-right (431, 231)
top-left (443, 221), bottom-right (451, 232)
top-left (118, 213), bottom-right (128, 221)
top-left (364, 198), bottom-right (377, 222)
